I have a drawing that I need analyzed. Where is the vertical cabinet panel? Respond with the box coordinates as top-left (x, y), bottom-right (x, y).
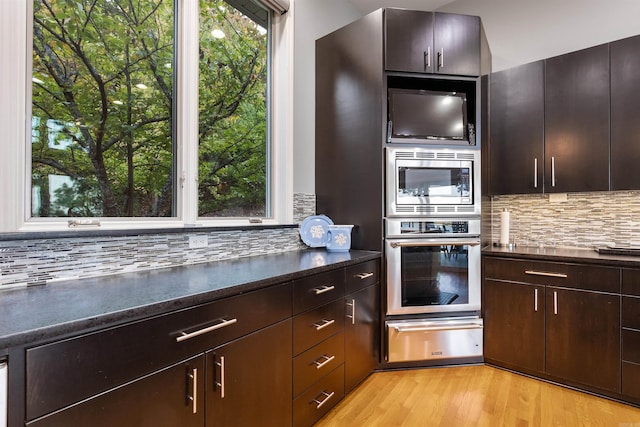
top-left (345, 284), bottom-right (380, 392)
top-left (611, 35), bottom-right (640, 190)
top-left (433, 13), bottom-right (480, 76)
top-left (206, 320), bottom-right (292, 427)
top-left (27, 356), bottom-right (206, 427)
top-left (489, 61), bottom-right (544, 195)
top-left (483, 279), bottom-right (545, 373)
top-left (545, 288), bottom-right (620, 392)
top-left (544, 44), bottom-right (610, 193)
top-left (385, 9), bottom-right (433, 73)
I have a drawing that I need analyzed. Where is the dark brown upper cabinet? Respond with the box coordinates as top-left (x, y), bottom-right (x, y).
top-left (611, 35), bottom-right (640, 190)
top-left (384, 9), bottom-right (483, 76)
top-left (544, 44), bottom-right (610, 193)
top-left (489, 61), bottom-right (544, 195)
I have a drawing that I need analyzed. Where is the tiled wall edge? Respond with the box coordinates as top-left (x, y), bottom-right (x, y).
top-left (490, 190), bottom-right (640, 249)
top-left (0, 193), bottom-right (317, 288)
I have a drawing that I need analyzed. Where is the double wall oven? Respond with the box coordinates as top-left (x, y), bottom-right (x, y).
top-left (384, 147), bottom-right (483, 364)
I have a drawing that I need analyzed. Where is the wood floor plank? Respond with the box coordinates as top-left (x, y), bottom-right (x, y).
top-left (314, 365), bottom-right (640, 427)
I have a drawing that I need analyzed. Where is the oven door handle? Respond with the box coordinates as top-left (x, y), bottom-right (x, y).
top-left (389, 240), bottom-right (480, 248)
top-left (393, 323), bottom-right (484, 333)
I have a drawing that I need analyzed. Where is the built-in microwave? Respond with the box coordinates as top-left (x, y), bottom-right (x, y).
top-left (386, 147), bottom-right (480, 217)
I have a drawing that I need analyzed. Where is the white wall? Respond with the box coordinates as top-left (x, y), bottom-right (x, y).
top-left (292, 0), bottom-right (361, 194)
top-left (437, 0), bottom-right (640, 72)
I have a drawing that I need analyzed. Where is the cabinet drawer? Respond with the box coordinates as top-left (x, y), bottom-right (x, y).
top-left (483, 257), bottom-right (620, 293)
top-left (293, 365), bottom-right (345, 427)
top-left (623, 329), bottom-right (640, 364)
top-left (623, 296), bottom-right (640, 329)
top-left (622, 362), bottom-right (640, 400)
top-left (623, 269), bottom-right (640, 296)
top-left (346, 259), bottom-right (380, 294)
top-left (293, 269), bottom-right (345, 314)
top-left (293, 299), bottom-right (345, 356)
top-left (26, 282), bottom-right (292, 421)
top-left (293, 332), bottom-right (344, 396)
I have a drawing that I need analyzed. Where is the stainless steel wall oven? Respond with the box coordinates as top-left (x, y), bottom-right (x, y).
top-left (385, 218), bottom-right (481, 315)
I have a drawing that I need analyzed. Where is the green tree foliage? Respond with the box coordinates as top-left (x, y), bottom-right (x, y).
top-left (31, 0), bottom-right (268, 218)
top-left (198, 0), bottom-right (268, 217)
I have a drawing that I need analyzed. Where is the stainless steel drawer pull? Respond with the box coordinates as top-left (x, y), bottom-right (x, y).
top-left (346, 299), bottom-right (356, 325)
top-left (551, 156), bottom-right (556, 187)
top-left (355, 272), bottom-right (374, 280)
top-left (313, 354), bottom-right (336, 370)
top-left (438, 48), bottom-right (444, 69)
top-left (313, 391), bottom-right (335, 410)
top-left (216, 356), bottom-right (226, 399)
top-left (313, 319), bottom-right (335, 331)
top-left (176, 318), bottom-right (238, 342)
top-left (553, 291), bottom-right (558, 315)
top-left (313, 285), bottom-right (335, 295)
top-left (534, 289), bottom-right (539, 312)
top-left (534, 158), bottom-right (538, 188)
top-left (524, 270), bottom-right (568, 279)
top-left (187, 368), bottom-right (198, 414)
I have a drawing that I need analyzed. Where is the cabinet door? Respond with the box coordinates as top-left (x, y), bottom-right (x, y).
top-left (544, 44), bottom-right (610, 193)
top-left (489, 61), bottom-right (544, 195)
top-left (545, 287), bottom-right (620, 392)
top-left (27, 356), bottom-right (205, 427)
top-left (345, 284), bottom-right (380, 392)
top-left (483, 279), bottom-right (545, 373)
top-left (385, 9), bottom-right (434, 73)
top-left (433, 13), bottom-right (480, 76)
top-left (611, 35), bottom-right (640, 190)
top-left (206, 319), bottom-right (292, 427)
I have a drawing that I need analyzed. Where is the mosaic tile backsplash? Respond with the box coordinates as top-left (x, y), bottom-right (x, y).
top-left (490, 191), bottom-right (640, 249)
top-left (0, 193), bottom-right (317, 289)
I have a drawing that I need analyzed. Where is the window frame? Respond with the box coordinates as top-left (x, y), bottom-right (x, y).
top-left (0, 0), bottom-right (293, 233)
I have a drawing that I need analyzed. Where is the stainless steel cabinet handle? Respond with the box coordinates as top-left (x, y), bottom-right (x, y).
top-left (551, 156), bottom-right (556, 187)
top-left (534, 158), bottom-right (538, 188)
top-left (534, 289), bottom-right (539, 312)
top-left (394, 324), bottom-right (483, 333)
top-left (424, 46), bottom-right (431, 69)
top-left (187, 368), bottom-right (198, 414)
top-left (215, 356), bottom-right (226, 399)
top-left (313, 354), bottom-right (336, 370)
top-left (438, 48), bottom-right (444, 69)
top-left (525, 270), bottom-right (568, 278)
top-left (313, 284), bottom-right (335, 295)
top-left (176, 318), bottom-right (238, 343)
top-left (553, 291), bottom-right (558, 315)
top-left (313, 391), bottom-right (335, 410)
top-left (313, 319), bottom-right (335, 331)
top-left (346, 299), bottom-right (356, 325)
top-left (390, 240), bottom-right (479, 248)
top-left (355, 272), bottom-right (374, 280)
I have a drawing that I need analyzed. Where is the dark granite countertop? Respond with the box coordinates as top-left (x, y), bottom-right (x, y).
top-left (483, 244), bottom-right (640, 267)
top-left (0, 249), bottom-right (380, 350)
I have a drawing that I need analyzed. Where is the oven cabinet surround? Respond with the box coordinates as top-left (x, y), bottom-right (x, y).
top-left (488, 34), bottom-right (640, 196)
top-left (315, 8), bottom-right (490, 252)
top-left (482, 249), bottom-right (640, 406)
top-left (385, 9), bottom-right (487, 76)
top-left (1, 251), bottom-right (381, 427)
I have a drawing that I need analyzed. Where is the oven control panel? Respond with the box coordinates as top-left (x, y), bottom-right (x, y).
top-left (386, 218), bottom-right (480, 238)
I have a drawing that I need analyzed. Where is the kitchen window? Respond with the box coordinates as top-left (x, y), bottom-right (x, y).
top-left (0, 0), bottom-right (293, 232)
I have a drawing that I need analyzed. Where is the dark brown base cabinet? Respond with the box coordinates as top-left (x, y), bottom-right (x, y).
top-left (18, 258), bottom-right (380, 427)
top-left (483, 255), bottom-right (631, 402)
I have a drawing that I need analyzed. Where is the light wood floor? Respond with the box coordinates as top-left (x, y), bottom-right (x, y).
top-left (315, 365), bottom-right (640, 427)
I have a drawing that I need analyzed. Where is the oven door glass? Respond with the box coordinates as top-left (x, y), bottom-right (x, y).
top-left (386, 238), bottom-right (480, 315)
top-left (396, 161), bottom-right (472, 206)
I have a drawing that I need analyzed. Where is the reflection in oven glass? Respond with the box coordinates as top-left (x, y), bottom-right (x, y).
top-left (400, 244), bottom-right (469, 306)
